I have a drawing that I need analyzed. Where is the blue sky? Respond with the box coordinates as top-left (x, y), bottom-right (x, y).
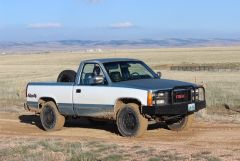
top-left (0, 0), bottom-right (240, 41)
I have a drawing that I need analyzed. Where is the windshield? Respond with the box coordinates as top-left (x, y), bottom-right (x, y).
top-left (103, 61), bottom-right (156, 82)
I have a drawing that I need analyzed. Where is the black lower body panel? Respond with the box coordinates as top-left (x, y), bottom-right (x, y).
top-left (142, 101), bottom-right (206, 116)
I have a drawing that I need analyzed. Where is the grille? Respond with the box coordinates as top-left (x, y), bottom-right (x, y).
top-left (172, 89), bottom-right (191, 103)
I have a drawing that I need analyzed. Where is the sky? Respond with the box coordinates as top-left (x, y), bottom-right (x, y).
top-left (0, 0), bottom-right (240, 42)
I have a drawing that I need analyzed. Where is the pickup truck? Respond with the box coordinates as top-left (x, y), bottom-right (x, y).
top-left (25, 58), bottom-right (206, 137)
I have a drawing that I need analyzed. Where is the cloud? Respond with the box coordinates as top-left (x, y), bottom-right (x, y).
top-left (110, 22), bottom-right (134, 29)
top-left (27, 23), bottom-right (63, 29)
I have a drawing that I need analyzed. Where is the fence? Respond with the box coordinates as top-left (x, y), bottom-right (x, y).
top-left (170, 65), bottom-right (240, 72)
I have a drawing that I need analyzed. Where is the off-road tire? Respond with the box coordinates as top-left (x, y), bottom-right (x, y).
top-left (40, 101), bottom-right (65, 131)
top-left (116, 103), bottom-right (148, 137)
top-left (57, 70), bottom-right (76, 82)
top-left (167, 114), bottom-right (194, 131)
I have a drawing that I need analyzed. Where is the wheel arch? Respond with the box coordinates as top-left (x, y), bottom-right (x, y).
top-left (113, 97), bottom-right (142, 119)
top-left (38, 97), bottom-right (58, 110)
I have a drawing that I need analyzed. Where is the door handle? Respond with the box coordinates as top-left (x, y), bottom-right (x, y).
top-left (76, 89), bottom-right (81, 93)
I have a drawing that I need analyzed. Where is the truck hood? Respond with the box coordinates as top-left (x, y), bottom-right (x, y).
top-left (112, 78), bottom-right (197, 91)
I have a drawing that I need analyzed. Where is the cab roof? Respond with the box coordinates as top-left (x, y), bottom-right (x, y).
top-left (83, 58), bottom-right (140, 64)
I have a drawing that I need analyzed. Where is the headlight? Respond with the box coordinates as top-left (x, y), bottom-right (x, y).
top-left (156, 99), bottom-right (165, 104)
top-left (152, 91), bottom-right (168, 105)
top-left (192, 88), bottom-right (200, 101)
top-left (158, 92), bottom-right (164, 97)
top-left (192, 89), bottom-right (199, 93)
top-left (194, 87), bottom-right (205, 101)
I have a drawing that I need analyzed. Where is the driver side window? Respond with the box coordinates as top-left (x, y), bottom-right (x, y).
top-left (80, 63), bottom-right (107, 85)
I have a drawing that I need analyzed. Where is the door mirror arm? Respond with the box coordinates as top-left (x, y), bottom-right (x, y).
top-left (157, 72), bottom-right (162, 78)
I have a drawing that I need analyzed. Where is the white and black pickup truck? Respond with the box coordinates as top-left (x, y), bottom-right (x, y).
top-left (25, 58), bottom-right (206, 137)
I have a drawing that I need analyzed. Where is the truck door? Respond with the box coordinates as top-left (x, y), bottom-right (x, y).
top-left (73, 63), bottom-right (114, 117)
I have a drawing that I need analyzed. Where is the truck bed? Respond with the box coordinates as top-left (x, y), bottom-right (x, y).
top-left (26, 82), bottom-right (75, 114)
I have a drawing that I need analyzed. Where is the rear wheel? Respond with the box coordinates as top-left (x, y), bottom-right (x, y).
top-left (116, 103), bottom-right (148, 137)
top-left (166, 114), bottom-right (194, 131)
top-left (40, 101), bottom-right (65, 131)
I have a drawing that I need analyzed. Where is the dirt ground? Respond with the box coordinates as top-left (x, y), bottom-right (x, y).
top-left (0, 111), bottom-right (240, 161)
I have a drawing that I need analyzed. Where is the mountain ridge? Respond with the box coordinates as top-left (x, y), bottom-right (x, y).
top-left (1, 38), bottom-right (240, 54)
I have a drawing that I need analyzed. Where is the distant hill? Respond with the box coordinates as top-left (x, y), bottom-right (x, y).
top-left (1, 38), bottom-right (240, 54)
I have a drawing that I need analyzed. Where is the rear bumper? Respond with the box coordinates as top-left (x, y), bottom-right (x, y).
top-left (24, 103), bottom-right (30, 111)
top-left (24, 102), bottom-right (40, 112)
top-left (142, 100), bottom-right (206, 115)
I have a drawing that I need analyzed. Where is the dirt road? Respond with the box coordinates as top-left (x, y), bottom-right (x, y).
top-left (1, 112), bottom-right (240, 160)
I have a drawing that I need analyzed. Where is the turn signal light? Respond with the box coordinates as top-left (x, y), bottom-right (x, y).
top-left (147, 91), bottom-right (153, 106)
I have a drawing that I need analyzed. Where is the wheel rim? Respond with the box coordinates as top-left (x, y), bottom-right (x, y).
top-left (122, 108), bottom-right (138, 133)
top-left (42, 106), bottom-right (56, 129)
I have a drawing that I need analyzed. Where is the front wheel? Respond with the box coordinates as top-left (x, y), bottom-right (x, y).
top-left (40, 101), bottom-right (65, 131)
top-left (116, 103), bottom-right (148, 137)
top-left (166, 114), bottom-right (194, 131)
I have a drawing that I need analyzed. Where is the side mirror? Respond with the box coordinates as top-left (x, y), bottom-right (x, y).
top-left (90, 75), bottom-right (104, 85)
top-left (157, 72), bottom-right (162, 78)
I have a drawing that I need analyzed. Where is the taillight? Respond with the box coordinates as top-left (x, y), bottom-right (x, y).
top-left (147, 91), bottom-right (153, 106)
top-left (25, 83), bottom-right (29, 97)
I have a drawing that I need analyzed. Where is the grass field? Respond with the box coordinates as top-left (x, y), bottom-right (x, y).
top-left (0, 47), bottom-right (240, 161)
top-left (0, 138), bottom-right (227, 161)
top-left (0, 137), bottom-right (225, 161)
top-left (0, 46), bottom-right (240, 115)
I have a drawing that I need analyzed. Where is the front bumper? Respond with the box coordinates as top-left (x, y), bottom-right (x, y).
top-left (142, 100), bottom-right (206, 115)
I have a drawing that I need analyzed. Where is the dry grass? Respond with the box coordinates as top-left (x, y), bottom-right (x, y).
top-left (0, 137), bottom-right (226, 161)
top-left (0, 46), bottom-right (240, 118)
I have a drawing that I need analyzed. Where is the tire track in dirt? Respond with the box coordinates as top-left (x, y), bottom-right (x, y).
top-left (0, 112), bottom-right (240, 152)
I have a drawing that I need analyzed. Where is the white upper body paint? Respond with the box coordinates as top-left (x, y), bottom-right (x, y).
top-left (27, 83), bottom-right (148, 106)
